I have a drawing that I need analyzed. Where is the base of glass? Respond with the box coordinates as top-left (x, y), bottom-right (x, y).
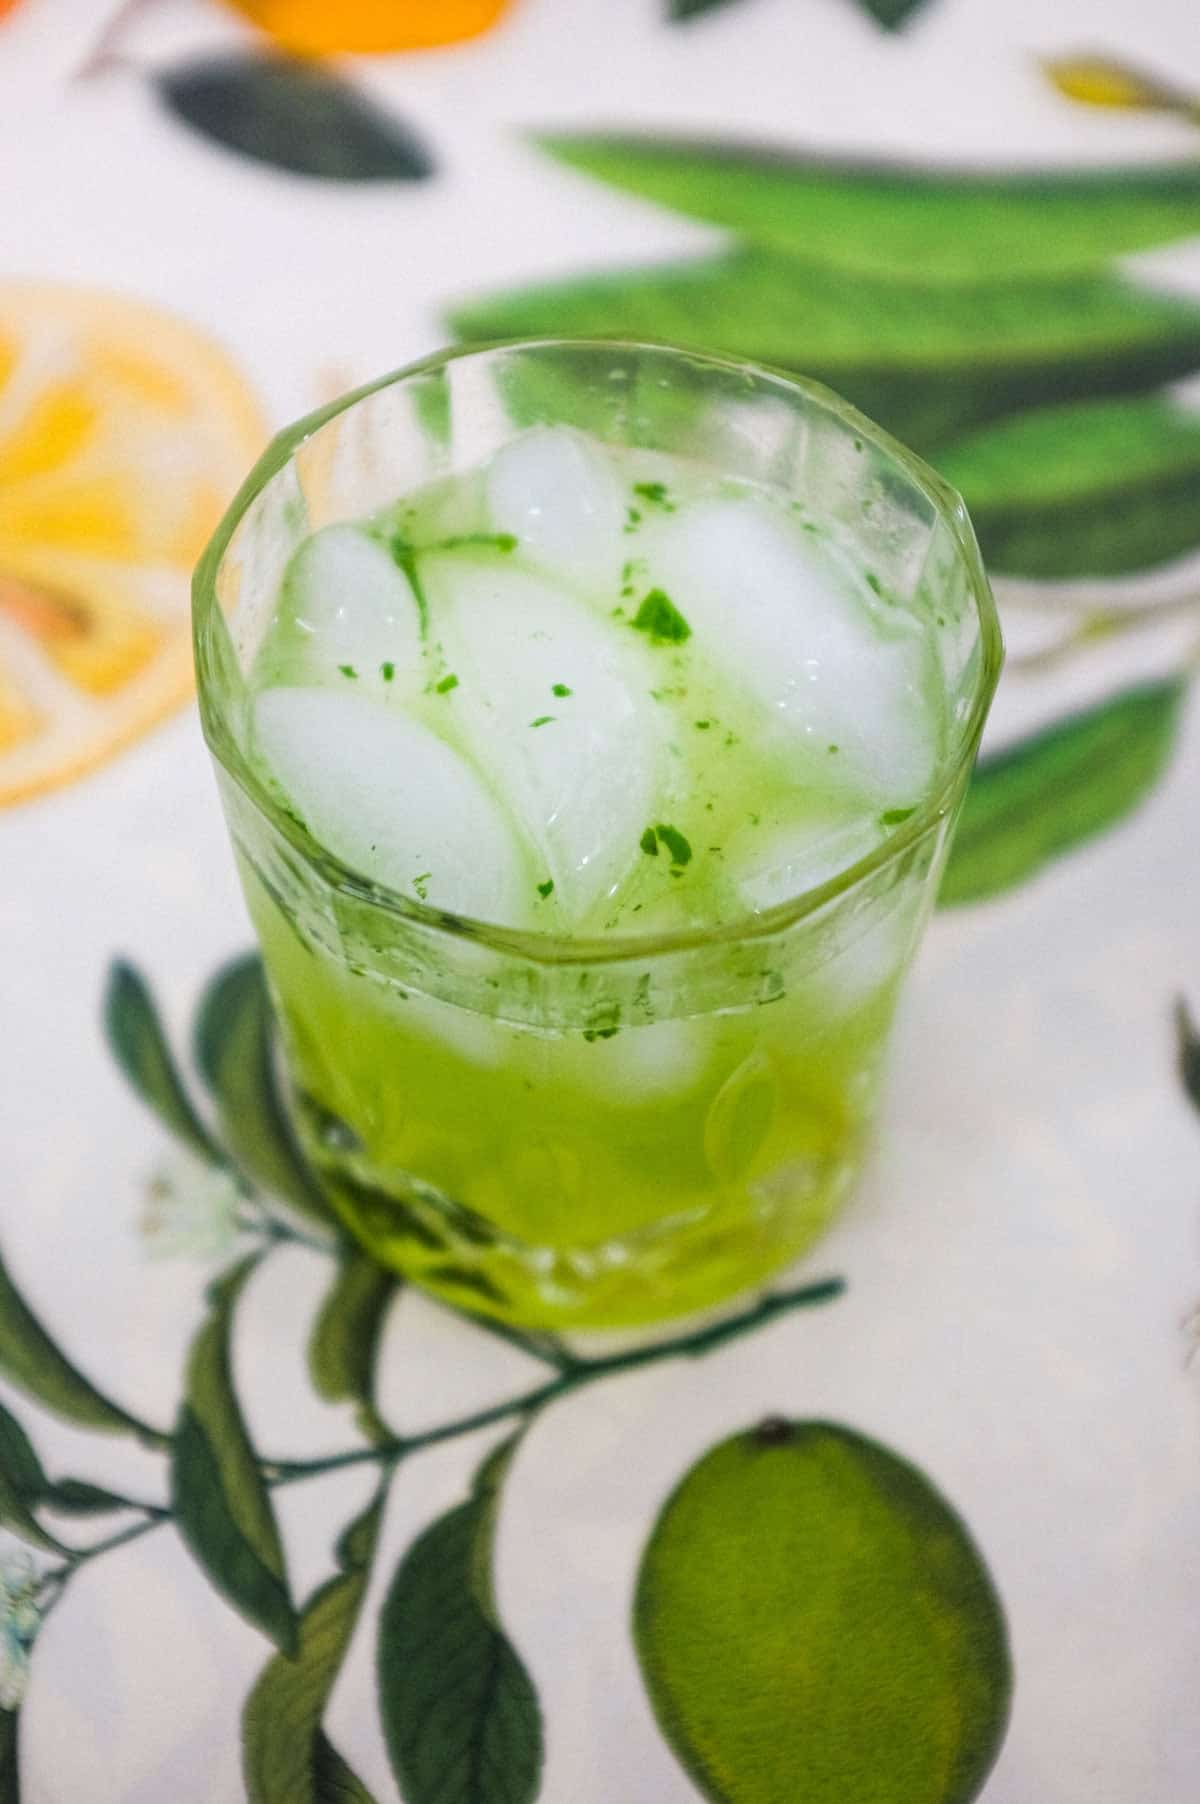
top-left (305, 1136), bottom-right (858, 1332)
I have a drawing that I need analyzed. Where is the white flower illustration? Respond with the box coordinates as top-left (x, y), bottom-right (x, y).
top-left (139, 1153), bottom-right (243, 1262)
top-left (0, 1548), bottom-right (41, 1711)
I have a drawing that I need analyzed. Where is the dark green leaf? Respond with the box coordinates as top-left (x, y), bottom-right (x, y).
top-left (940, 678), bottom-right (1185, 907)
top-left (451, 250), bottom-right (1200, 453)
top-left (378, 1437), bottom-right (542, 1804)
top-left (1174, 999), bottom-right (1200, 1118)
top-left (0, 1709), bottom-right (17, 1804)
top-left (0, 1405), bottom-right (45, 1501)
top-left (158, 55), bottom-right (435, 183)
top-left (193, 953), bottom-right (333, 1229)
top-left (104, 962), bottom-right (226, 1167)
top-left (39, 1479), bottom-right (145, 1517)
top-left (535, 134), bottom-right (1200, 281)
top-left (0, 1465), bottom-right (63, 1556)
top-left (856, 0), bottom-right (928, 28)
top-left (313, 1736), bottom-right (379, 1803)
top-left (668, 0), bottom-right (744, 18)
top-left (307, 1252), bottom-right (397, 1445)
top-left (0, 1247), bottom-right (161, 1443)
top-left (171, 1256), bottom-right (295, 1652)
top-left (938, 393), bottom-right (1200, 576)
top-left (635, 1419), bottom-right (1011, 1804)
top-left (243, 1490), bottom-right (384, 1804)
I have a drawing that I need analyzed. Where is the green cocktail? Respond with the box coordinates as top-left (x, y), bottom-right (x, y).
top-left (195, 342), bottom-right (1000, 1329)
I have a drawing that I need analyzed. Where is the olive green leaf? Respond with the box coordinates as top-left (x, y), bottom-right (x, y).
top-left (0, 1708), bottom-right (17, 1804)
top-left (193, 953), bottom-right (333, 1229)
top-left (450, 251), bottom-right (1200, 453)
top-left (1044, 53), bottom-right (1197, 117)
top-left (0, 1247), bottom-right (164, 1445)
top-left (1173, 998), bottom-right (1200, 1119)
top-left (104, 962), bottom-right (226, 1168)
top-left (940, 678), bottom-right (1185, 908)
top-left (171, 1256), bottom-right (296, 1653)
top-left (377, 1434), bottom-right (543, 1804)
top-left (535, 134), bottom-right (1200, 281)
top-left (307, 1253), bottom-right (398, 1445)
top-left (938, 394), bottom-right (1200, 577)
top-left (242, 1489), bottom-right (385, 1804)
top-left (157, 55), bottom-right (435, 183)
top-left (635, 1419), bottom-right (1011, 1804)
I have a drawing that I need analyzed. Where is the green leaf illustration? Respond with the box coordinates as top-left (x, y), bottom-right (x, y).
top-left (0, 1247), bottom-right (162, 1444)
top-left (157, 55), bottom-right (435, 182)
top-left (1174, 998), bottom-right (1200, 1119)
top-left (243, 1489), bottom-right (384, 1804)
top-left (38, 1479), bottom-right (145, 1517)
top-left (0, 1405), bottom-right (45, 1502)
top-left (536, 134), bottom-right (1200, 281)
top-left (668, 0), bottom-right (743, 19)
top-left (104, 962), bottom-right (226, 1168)
top-left (940, 678), bottom-right (1185, 907)
top-left (308, 1253), bottom-right (397, 1445)
top-left (938, 393), bottom-right (1200, 577)
top-left (0, 1404), bottom-right (62, 1555)
top-left (172, 1255), bottom-right (296, 1653)
top-left (377, 1435), bottom-right (543, 1804)
top-left (450, 250), bottom-right (1200, 453)
top-left (313, 1735), bottom-right (378, 1803)
top-left (635, 1419), bottom-right (1011, 1804)
top-left (856, 0), bottom-right (927, 25)
top-left (193, 953), bottom-right (333, 1229)
top-left (0, 1708), bottom-right (17, 1804)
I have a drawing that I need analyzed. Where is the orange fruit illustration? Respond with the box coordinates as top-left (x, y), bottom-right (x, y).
top-left (0, 282), bottom-right (265, 806)
top-left (224, 0), bottom-right (513, 55)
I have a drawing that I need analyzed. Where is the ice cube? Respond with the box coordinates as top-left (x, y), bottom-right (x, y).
top-left (253, 686), bottom-right (532, 925)
top-left (642, 498), bottom-right (937, 799)
top-left (732, 813), bottom-right (887, 915)
top-left (485, 426), bottom-right (626, 592)
top-left (265, 524), bottom-right (426, 699)
top-left (421, 551), bottom-right (663, 922)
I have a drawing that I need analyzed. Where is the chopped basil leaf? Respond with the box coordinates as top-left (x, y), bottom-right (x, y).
top-left (640, 827), bottom-right (659, 856)
top-left (530, 714), bottom-right (554, 728)
top-left (551, 682), bottom-right (572, 697)
top-left (537, 879), bottom-right (554, 898)
top-left (381, 660), bottom-right (395, 682)
top-left (435, 672), bottom-right (459, 694)
top-left (338, 663), bottom-right (357, 679)
top-left (880, 806), bottom-right (917, 827)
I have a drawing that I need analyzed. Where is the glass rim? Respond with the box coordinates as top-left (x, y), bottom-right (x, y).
top-left (194, 336), bottom-right (1003, 969)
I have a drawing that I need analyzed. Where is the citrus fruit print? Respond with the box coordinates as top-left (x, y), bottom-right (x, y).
top-left (224, 0), bottom-right (513, 55)
top-left (0, 282), bottom-right (265, 807)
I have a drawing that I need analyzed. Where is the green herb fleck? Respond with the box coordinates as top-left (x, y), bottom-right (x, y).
top-left (632, 589), bottom-right (691, 645)
top-left (412, 872), bottom-right (431, 901)
top-left (530, 715), bottom-right (554, 728)
top-left (749, 811), bottom-right (760, 826)
top-left (381, 660), bottom-right (395, 682)
top-left (583, 1025), bottom-right (620, 1042)
top-left (338, 664), bottom-right (357, 680)
top-left (827, 744), bottom-right (839, 755)
top-left (880, 806), bottom-right (917, 827)
top-left (624, 506), bottom-right (643, 532)
top-left (694, 719), bottom-right (711, 730)
top-left (434, 672), bottom-right (459, 694)
top-left (654, 824), bottom-right (692, 868)
top-left (865, 571), bottom-right (883, 597)
top-left (551, 683), bottom-right (572, 698)
top-left (537, 879), bottom-right (554, 899)
top-left (632, 480), bottom-right (675, 511)
top-left (640, 827), bottom-right (659, 857)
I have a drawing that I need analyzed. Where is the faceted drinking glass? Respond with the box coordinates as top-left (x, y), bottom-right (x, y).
top-left (194, 340), bottom-right (1001, 1331)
